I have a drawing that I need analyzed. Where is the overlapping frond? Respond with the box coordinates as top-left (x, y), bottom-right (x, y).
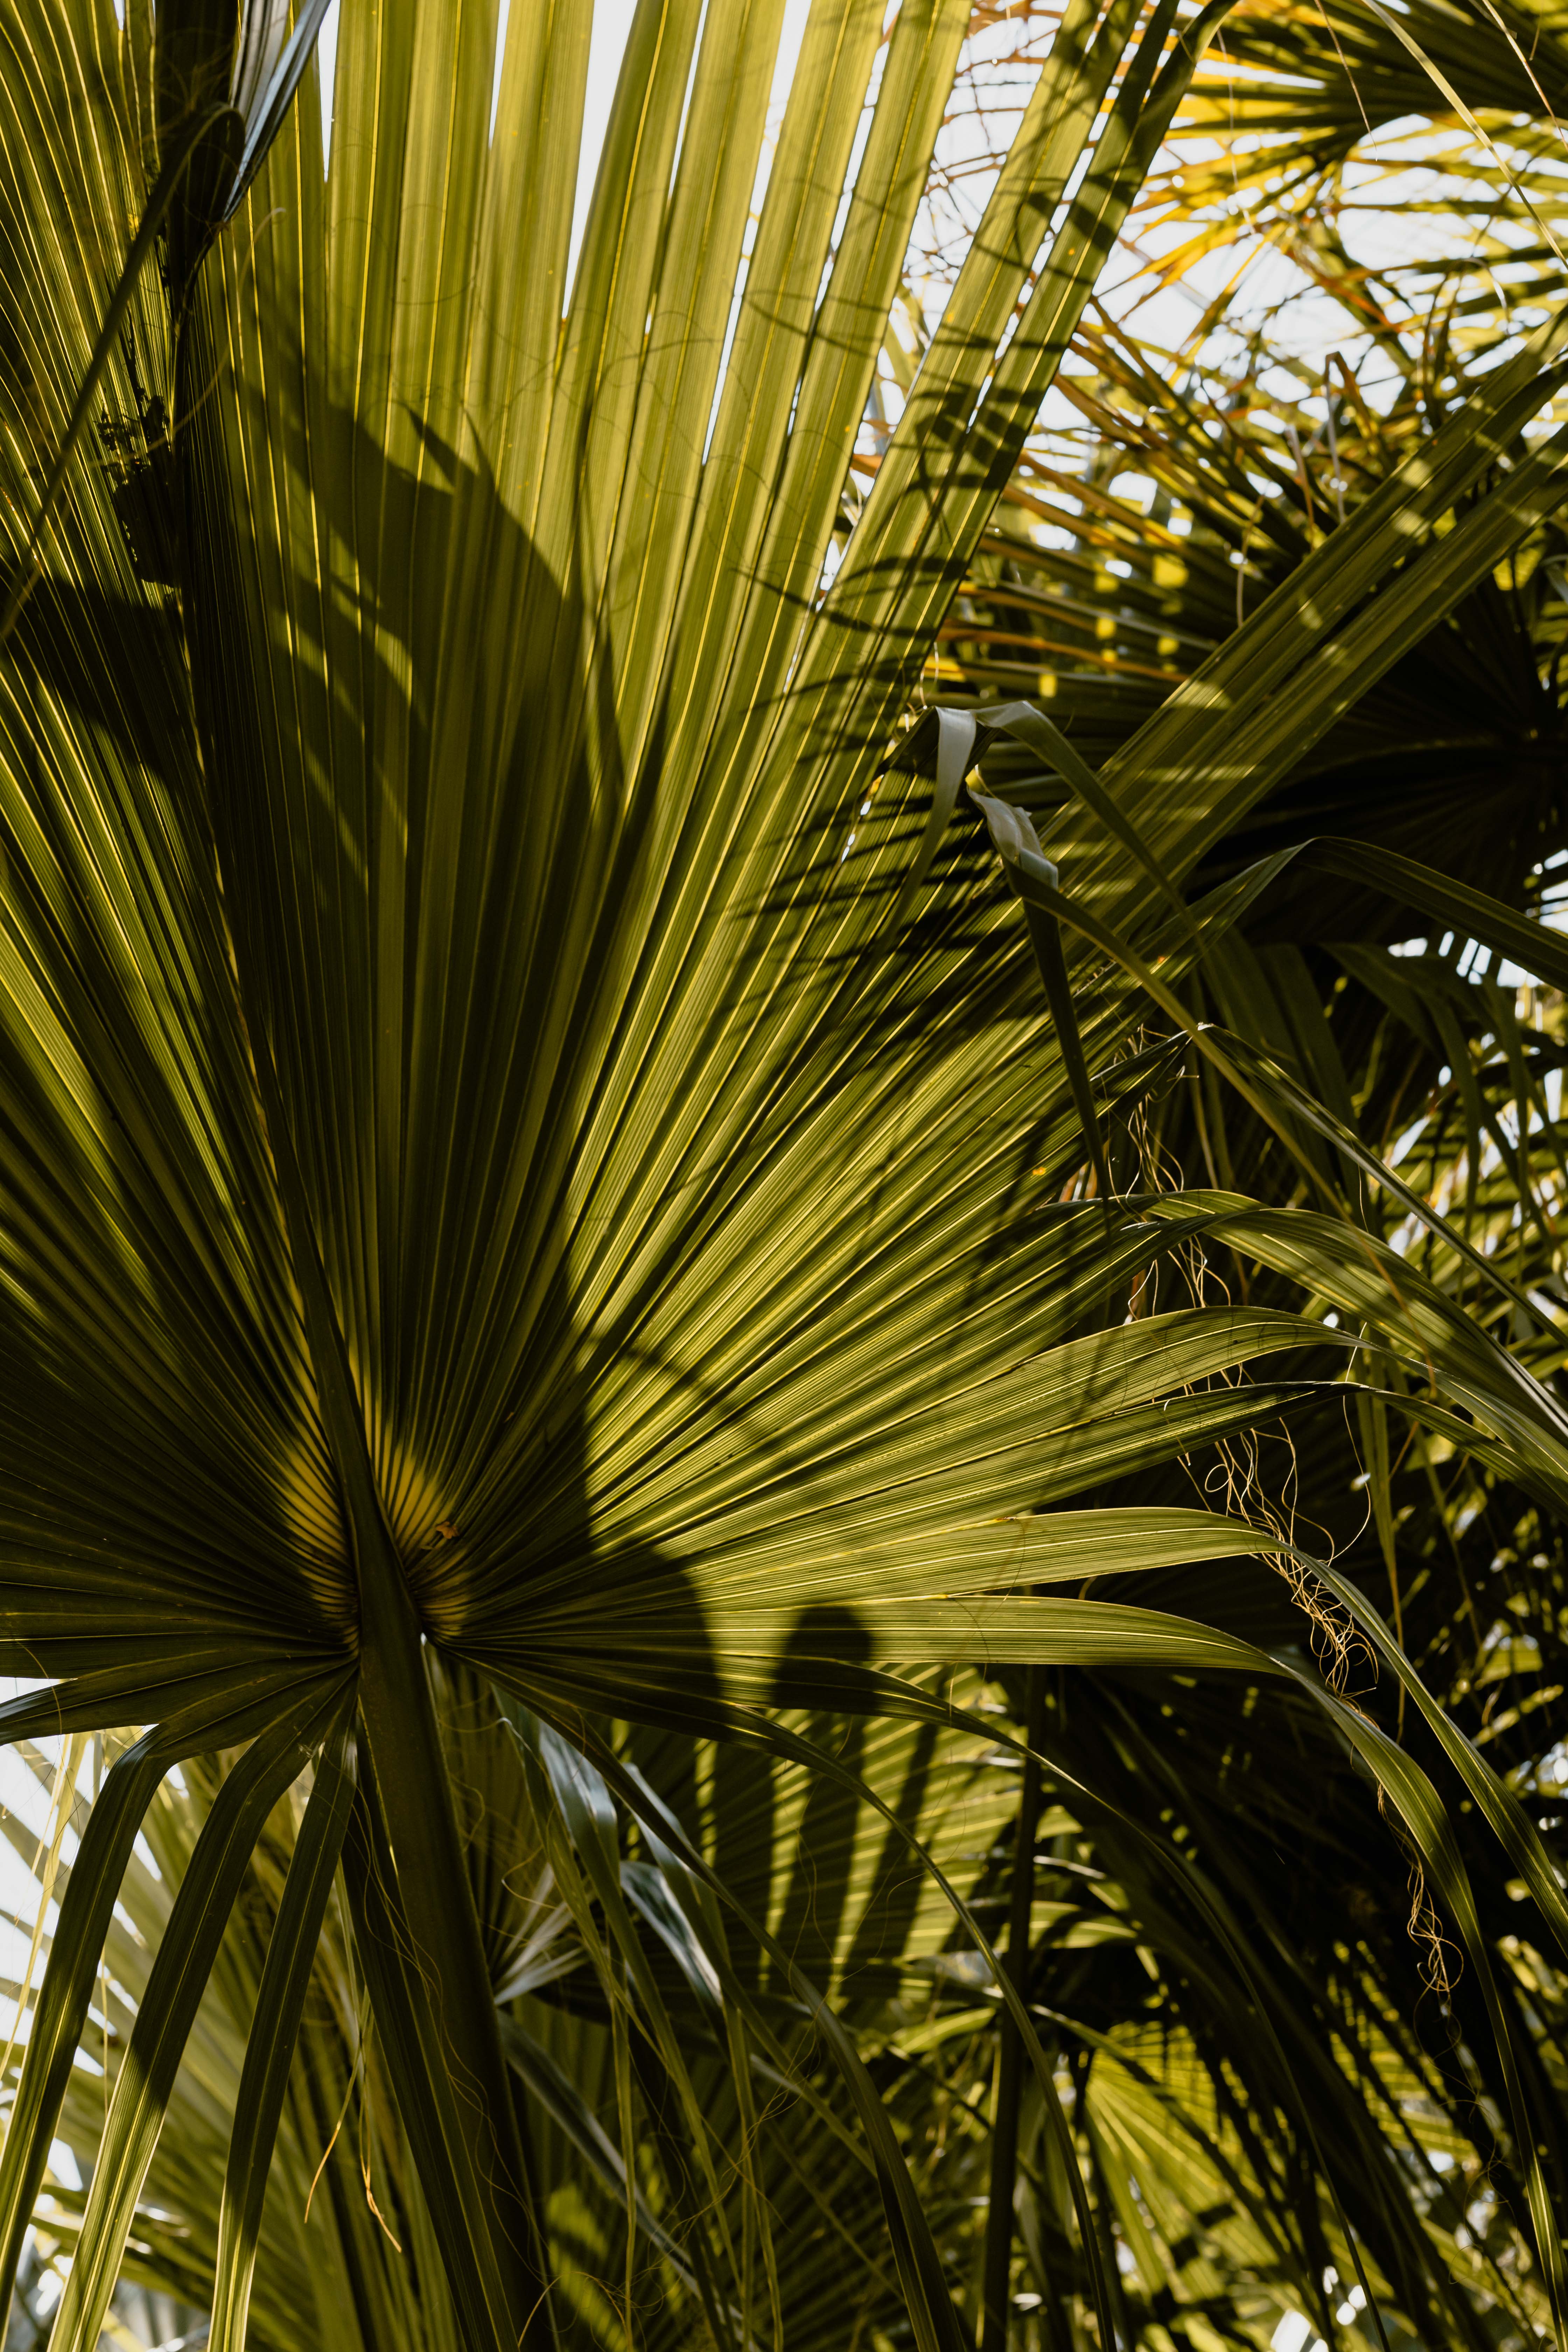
top-left (8, 0), bottom-right (1568, 2346)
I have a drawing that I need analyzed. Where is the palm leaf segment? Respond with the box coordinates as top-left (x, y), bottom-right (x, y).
top-left (10, 0), bottom-right (1568, 2345)
top-left (0, 0), bottom-right (1289, 2341)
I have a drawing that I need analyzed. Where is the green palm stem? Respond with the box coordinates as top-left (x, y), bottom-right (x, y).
top-left (243, 1029), bottom-right (553, 2348)
top-left (980, 1668), bottom-right (1047, 2352)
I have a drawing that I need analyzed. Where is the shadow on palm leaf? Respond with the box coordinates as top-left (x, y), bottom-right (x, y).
top-left (0, 565), bottom-right (354, 1678)
top-left (1019, 1638), bottom-right (1566, 2351)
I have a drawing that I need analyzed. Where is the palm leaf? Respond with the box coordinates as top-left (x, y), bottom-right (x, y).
top-left (11, 0), bottom-right (1568, 2346)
